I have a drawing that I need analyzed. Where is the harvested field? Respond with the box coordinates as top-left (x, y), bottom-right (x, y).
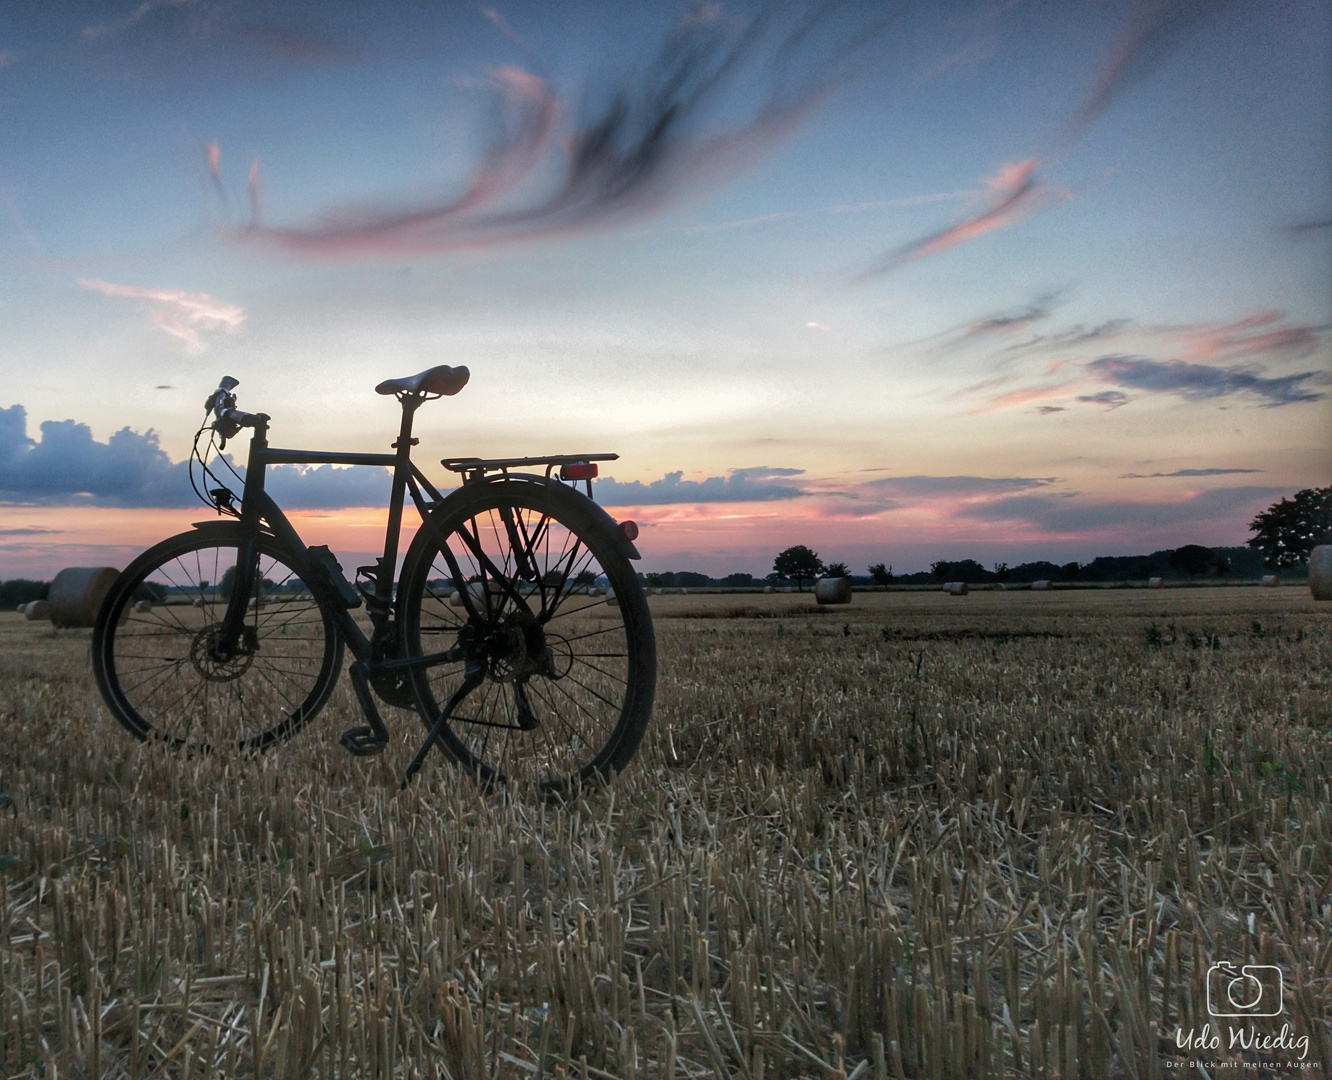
top-left (2, 586), bottom-right (1330, 1077)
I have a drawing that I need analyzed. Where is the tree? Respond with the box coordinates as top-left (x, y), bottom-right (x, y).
top-left (868, 562), bottom-right (893, 586)
top-left (824, 562), bottom-right (850, 578)
top-left (773, 545), bottom-right (824, 591)
top-left (1169, 544), bottom-right (1217, 578)
top-left (1248, 487), bottom-right (1332, 569)
top-left (932, 558), bottom-right (988, 584)
top-left (720, 572), bottom-right (754, 586)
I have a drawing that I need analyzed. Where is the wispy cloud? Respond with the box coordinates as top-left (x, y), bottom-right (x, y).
top-left (234, 3), bottom-right (895, 257)
top-left (857, 160), bottom-right (1069, 277)
top-left (963, 485), bottom-right (1284, 534)
top-left (1085, 354), bottom-right (1325, 408)
top-left (863, 474), bottom-right (1056, 497)
top-left (1167, 311), bottom-right (1325, 364)
top-left (597, 467), bottom-right (808, 506)
top-left (856, 0), bottom-right (1227, 277)
top-left (1121, 467), bottom-right (1262, 478)
top-left (1068, 0), bottom-right (1230, 139)
top-left (79, 279), bottom-right (244, 352)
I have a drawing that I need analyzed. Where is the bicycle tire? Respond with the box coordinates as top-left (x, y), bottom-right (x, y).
top-left (397, 478), bottom-right (656, 795)
top-left (92, 527), bottom-right (343, 751)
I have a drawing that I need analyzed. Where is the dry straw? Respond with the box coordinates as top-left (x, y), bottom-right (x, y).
top-left (1, 586), bottom-right (1329, 1076)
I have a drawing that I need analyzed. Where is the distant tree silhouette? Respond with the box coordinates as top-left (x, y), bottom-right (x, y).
top-left (1169, 544), bottom-right (1217, 578)
top-left (773, 545), bottom-right (824, 591)
top-left (868, 562), bottom-right (893, 586)
top-left (824, 562), bottom-right (850, 578)
top-left (932, 559), bottom-right (988, 584)
top-left (1248, 487), bottom-right (1332, 569)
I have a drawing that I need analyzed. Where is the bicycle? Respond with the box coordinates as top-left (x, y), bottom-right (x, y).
top-left (91, 368), bottom-right (656, 796)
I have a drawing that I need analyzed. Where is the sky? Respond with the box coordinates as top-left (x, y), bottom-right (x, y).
top-left (1, 0), bottom-right (1329, 579)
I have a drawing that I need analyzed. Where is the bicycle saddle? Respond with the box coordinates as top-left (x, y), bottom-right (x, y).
top-left (375, 365), bottom-right (470, 397)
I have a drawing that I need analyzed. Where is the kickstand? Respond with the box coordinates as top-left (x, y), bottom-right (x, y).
top-left (402, 662), bottom-right (485, 787)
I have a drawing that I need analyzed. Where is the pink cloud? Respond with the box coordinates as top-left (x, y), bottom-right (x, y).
top-left (230, 5), bottom-right (893, 258)
top-left (1167, 312), bottom-right (1325, 364)
top-left (237, 66), bottom-right (557, 256)
top-left (859, 160), bottom-right (1070, 276)
top-left (966, 381), bottom-right (1080, 416)
top-left (79, 279), bottom-right (244, 353)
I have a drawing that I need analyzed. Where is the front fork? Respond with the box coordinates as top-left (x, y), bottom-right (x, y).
top-left (212, 530), bottom-right (264, 661)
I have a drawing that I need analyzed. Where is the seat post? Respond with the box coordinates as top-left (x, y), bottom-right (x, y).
top-left (378, 394), bottom-right (424, 601)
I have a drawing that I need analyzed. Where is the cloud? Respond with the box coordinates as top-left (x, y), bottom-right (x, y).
top-left (851, 0), bottom-right (1226, 281)
top-left (863, 475), bottom-right (1056, 498)
top-left (0, 526), bottom-right (62, 536)
top-left (963, 294), bottom-right (1058, 339)
top-left (79, 279), bottom-right (244, 352)
top-left (1121, 467), bottom-right (1262, 478)
top-left (596, 467), bottom-right (807, 505)
top-left (1085, 354), bottom-right (1325, 407)
top-left (1070, 0), bottom-right (1231, 138)
top-left (1036, 406), bottom-right (1066, 414)
top-left (1167, 311), bottom-right (1325, 364)
top-left (963, 485), bottom-right (1286, 534)
top-left (1076, 390), bottom-right (1129, 408)
top-left (0, 404), bottom-right (393, 509)
top-left (235, 3), bottom-right (894, 257)
top-left (857, 160), bottom-right (1070, 276)
top-left (966, 382), bottom-right (1080, 415)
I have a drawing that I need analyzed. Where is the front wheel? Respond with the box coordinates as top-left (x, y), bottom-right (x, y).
top-left (397, 478), bottom-right (656, 795)
top-left (92, 528), bottom-right (343, 752)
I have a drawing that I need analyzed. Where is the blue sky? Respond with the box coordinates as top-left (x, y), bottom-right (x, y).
top-left (1, 0), bottom-right (1328, 578)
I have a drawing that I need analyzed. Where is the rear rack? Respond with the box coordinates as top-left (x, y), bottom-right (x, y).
top-left (441, 453), bottom-right (618, 495)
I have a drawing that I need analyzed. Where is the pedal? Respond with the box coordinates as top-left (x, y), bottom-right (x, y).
top-left (307, 545), bottom-right (362, 609)
top-left (340, 726), bottom-right (389, 756)
top-left (341, 661), bottom-right (390, 757)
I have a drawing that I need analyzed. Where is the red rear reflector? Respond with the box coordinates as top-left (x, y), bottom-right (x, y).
top-left (561, 462), bottom-right (598, 481)
top-left (617, 520), bottom-right (639, 542)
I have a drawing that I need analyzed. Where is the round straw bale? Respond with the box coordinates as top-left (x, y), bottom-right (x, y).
top-left (1260, 574), bottom-right (1279, 587)
top-left (1031, 580), bottom-right (1051, 591)
top-left (943, 581), bottom-right (968, 596)
top-left (48, 566), bottom-right (120, 628)
top-left (814, 577), bottom-right (852, 605)
top-left (1147, 577), bottom-right (1164, 589)
top-left (23, 600), bottom-right (49, 621)
top-left (1309, 545), bottom-right (1332, 601)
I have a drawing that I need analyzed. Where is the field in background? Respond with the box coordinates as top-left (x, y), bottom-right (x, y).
top-left (2, 587), bottom-right (1329, 1077)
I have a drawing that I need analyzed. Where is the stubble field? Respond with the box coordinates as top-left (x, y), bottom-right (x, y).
top-left (1, 585), bottom-right (1329, 1078)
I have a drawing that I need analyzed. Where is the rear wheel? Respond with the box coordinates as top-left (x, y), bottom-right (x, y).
top-left (398, 479), bottom-right (655, 795)
top-left (92, 528), bottom-right (343, 751)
